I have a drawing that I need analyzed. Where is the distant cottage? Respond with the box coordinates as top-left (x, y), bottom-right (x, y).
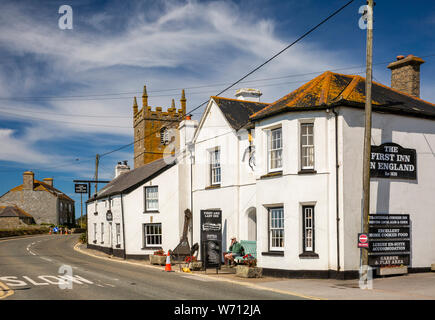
top-left (0, 171), bottom-right (75, 225)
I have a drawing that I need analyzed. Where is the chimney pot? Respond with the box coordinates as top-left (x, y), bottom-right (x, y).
top-left (43, 178), bottom-right (53, 187)
top-left (396, 55), bottom-right (405, 60)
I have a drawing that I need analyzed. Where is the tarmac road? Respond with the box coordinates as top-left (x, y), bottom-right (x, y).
top-left (0, 234), bottom-right (306, 300)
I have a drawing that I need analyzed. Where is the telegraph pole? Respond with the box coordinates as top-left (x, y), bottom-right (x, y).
top-left (361, 0), bottom-right (374, 273)
top-left (95, 154), bottom-right (100, 196)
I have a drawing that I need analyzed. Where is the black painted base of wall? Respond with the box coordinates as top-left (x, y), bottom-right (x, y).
top-left (262, 268), bottom-right (360, 280)
top-left (87, 243), bottom-right (125, 259)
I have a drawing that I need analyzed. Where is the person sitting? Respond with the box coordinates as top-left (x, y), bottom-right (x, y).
top-left (224, 237), bottom-right (243, 265)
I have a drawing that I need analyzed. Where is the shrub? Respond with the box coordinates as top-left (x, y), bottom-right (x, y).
top-left (153, 249), bottom-right (165, 256)
top-left (242, 254), bottom-right (257, 267)
top-left (79, 233), bottom-right (87, 244)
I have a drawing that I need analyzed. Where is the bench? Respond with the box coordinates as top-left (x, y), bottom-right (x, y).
top-left (234, 240), bottom-right (257, 264)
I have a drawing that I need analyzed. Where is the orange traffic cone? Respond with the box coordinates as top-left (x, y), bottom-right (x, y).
top-left (164, 251), bottom-right (174, 272)
top-left (49, 229), bottom-right (52, 235)
top-left (60, 229), bottom-right (62, 235)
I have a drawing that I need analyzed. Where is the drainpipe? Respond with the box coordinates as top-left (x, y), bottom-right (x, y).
top-left (331, 108), bottom-right (341, 276)
top-left (120, 193), bottom-right (127, 260)
top-left (190, 150), bottom-right (194, 247)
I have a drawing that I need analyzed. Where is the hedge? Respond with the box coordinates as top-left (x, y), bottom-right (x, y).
top-left (0, 227), bottom-right (50, 238)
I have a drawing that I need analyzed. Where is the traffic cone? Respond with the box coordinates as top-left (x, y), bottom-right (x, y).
top-left (49, 229), bottom-right (52, 235)
top-left (60, 229), bottom-right (62, 235)
top-left (164, 251), bottom-right (174, 272)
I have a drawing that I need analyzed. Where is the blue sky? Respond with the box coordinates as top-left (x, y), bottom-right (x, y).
top-left (0, 0), bottom-right (434, 220)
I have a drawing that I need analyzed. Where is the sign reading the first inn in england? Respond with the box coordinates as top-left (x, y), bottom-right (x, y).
top-left (370, 143), bottom-right (417, 179)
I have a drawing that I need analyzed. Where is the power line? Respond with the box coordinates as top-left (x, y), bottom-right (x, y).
top-left (98, 0), bottom-right (356, 158)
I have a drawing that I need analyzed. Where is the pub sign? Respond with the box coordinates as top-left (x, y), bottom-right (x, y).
top-left (370, 143), bottom-right (416, 179)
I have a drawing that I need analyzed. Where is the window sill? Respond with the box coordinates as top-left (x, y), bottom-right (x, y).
top-left (261, 251), bottom-right (284, 257)
top-left (142, 246), bottom-right (163, 250)
top-left (144, 210), bottom-right (159, 214)
top-left (298, 169), bottom-right (317, 175)
top-left (115, 244), bottom-right (121, 248)
top-left (299, 252), bottom-right (319, 259)
top-left (260, 171), bottom-right (283, 179)
top-left (205, 184), bottom-right (221, 190)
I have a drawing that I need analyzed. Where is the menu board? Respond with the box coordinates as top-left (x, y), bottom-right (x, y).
top-left (200, 210), bottom-right (222, 269)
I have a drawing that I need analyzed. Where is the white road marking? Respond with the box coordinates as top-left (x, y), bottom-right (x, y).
top-left (3, 275), bottom-right (95, 287)
top-left (180, 274), bottom-right (214, 282)
top-left (104, 283), bottom-right (116, 287)
top-left (40, 257), bottom-right (52, 262)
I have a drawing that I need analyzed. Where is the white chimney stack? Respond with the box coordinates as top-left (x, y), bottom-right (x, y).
top-left (235, 88), bottom-right (262, 102)
top-left (115, 160), bottom-right (130, 178)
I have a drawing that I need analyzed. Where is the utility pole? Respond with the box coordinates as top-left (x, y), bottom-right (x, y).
top-left (95, 154), bottom-right (100, 196)
top-left (361, 0), bottom-right (374, 274)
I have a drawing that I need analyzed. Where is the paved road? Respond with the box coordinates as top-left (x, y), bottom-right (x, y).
top-left (0, 235), bottom-right (305, 300)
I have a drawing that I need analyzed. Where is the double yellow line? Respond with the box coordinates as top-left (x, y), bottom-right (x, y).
top-left (0, 281), bottom-right (14, 299)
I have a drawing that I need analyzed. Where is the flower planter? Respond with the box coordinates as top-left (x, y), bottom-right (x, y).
top-left (149, 254), bottom-right (167, 266)
top-left (236, 265), bottom-right (263, 278)
top-left (189, 261), bottom-right (203, 271)
top-left (377, 266), bottom-right (408, 276)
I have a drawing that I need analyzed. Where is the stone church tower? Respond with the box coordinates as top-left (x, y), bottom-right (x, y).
top-left (133, 85), bottom-right (186, 168)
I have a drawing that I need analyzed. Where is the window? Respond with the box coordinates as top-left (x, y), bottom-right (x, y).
top-left (101, 222), bottom-right (104, 243)
top-left (144, 223), bottom-right (162, 247)
top-left (93, 223), bottom-right (97, 242)
top-left (269, 207), bottom-right (284, 251)
top-left (210, 148), bottom-right (221, 185)
top-left (116, 223), bottom-right (121, 245)
top-left (301, 123), bottom-right (314, 169)
top-left (302, 206), bottom-right (315, 252)
top-left (160, 127), bottom-right (169, 145)
top-left (268, 128), bottom-right (282, 171)
top-left (145, 186), bottom-right (159, 211)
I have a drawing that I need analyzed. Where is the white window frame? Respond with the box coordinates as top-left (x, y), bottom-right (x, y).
top-left (300, 122), bottom-right (315, 170)
top-left (269, 207), bottom-right (284, 251)
top-left (302, 205), bottom-right (315, 252)
top-left (143, 223), bottom-right (162, 247)
top-left (210, 148), bottom-right (221, 185)
top-left (268, 127), bottom-right (283, 172)
top-left (144, 186), bottom-right (159, 212)
top-left (101, 222), bottom-right (104, 243)
top-left (116, 223), bottom-right (121, 245)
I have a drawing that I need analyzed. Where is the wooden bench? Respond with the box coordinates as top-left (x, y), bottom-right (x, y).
top-left (234, 240), bottom-right (256, 264)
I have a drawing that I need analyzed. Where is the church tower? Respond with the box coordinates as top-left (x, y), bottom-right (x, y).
top-left (133, 85), bottom-right (186, 168)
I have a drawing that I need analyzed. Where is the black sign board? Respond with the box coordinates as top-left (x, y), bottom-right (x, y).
top-left (368, 227), bottom-right (410, 239)
top-left (369, 214), bottom-right (409, 226)
top-left (200, 210), bottom-right (222, 270)
top-left (369, 240), bottom-right (410, 253)
top-left (75, 183), bottom-right (88, 194)
top-left (368, 254), bottom-right (410, 267)
top-left (370, 143), bottom-right (416, 179)
top-left (368, 214), bottom-right (411, 267)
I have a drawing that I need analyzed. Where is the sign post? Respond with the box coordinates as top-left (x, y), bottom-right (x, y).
top-left (74, 183), bottom-right (88, 228)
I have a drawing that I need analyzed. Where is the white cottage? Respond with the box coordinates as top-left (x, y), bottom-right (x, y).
top-left (249, 55), bottom-right (435, 278)
top-left (86, 118), bottom-right (197, 259)
top-left (190, 92), bottom-right (269, 260)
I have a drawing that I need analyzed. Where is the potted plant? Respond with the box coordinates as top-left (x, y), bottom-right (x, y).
top-left (149, 249), bottom-right (167, 265)
top-left (236, 254), bottom-right (262, 278)
top-left (185, 255), bottom-right (202, 271)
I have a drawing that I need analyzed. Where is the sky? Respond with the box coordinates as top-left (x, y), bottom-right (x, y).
top-left (0, 0), bottom-right (434, 220)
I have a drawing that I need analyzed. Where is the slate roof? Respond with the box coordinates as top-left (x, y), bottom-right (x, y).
top-left (250, 71), bottom-right (435, 121)
top-left (211, 96), bottom-right (269, 130)
top-left (0, 206), bottom-right (34, 218)
top-left (89, 157), bottom-right (176, 202)
top-left (8, 180), bottom-right (73, 202)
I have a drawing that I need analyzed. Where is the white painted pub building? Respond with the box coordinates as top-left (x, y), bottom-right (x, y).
top-left (88, 55), bottom-right (435, 278)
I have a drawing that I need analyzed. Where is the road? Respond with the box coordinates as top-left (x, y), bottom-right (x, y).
top-left (0, 234), bottom-right (305, 300)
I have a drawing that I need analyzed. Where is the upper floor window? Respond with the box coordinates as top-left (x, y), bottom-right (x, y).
top-left (301, 123), bottom-right (314, 170)
top-left (145, 186), bottom-right (159, 212)
top-left (210, 148), bottom-right (221, 185)
top-left (268, 127), bottom-right (282, 171)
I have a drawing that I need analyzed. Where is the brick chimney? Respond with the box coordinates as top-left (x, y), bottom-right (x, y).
top-left (235, 88), bottom-right (262, 102)
top-left (23, 171), bottom-right (34, 190)
top-left (43, 178), bottom-right (53, 187)
top-left (387, 54), bottom-right (425, 97)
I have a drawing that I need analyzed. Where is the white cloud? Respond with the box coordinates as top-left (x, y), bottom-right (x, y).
top-left (0, 0), bottom-right (355, 171)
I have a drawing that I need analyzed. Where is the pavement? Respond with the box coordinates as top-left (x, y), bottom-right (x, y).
top-left (77, 240), bottom-right (435, 300)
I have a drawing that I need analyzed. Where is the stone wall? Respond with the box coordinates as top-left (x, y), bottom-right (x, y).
top-left (0, 190), bottom-right (58, 224)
